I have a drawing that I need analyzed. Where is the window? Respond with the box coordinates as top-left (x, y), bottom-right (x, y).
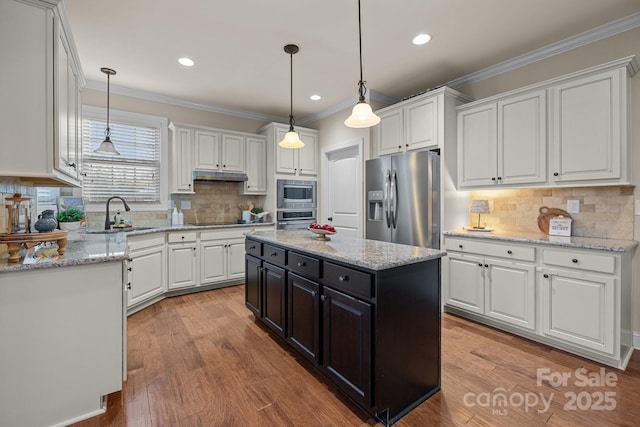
top-left (81, 106), bottom-right (168, 210)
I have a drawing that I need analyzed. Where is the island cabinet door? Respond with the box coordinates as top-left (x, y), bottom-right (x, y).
top-left (321, 286), bottom-right (372, 409)
top-left (288, 273), bottom-right (320, 365)
top-left (245, 255), bottom-right (262, 317)
top-left (262, 262), bottom-right (287, 338)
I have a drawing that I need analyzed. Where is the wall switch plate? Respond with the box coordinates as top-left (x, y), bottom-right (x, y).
top-left (567, 200), bottom-right (580, 214)
top-left (181, 200), bottom-right (192, 210)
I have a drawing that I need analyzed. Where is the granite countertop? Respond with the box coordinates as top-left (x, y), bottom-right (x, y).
top-left (0, 222), bottom-right (273, 273)
top-left (443, 228), bottom-right (638, 252)
top-left (246, 229), bottom-right (446, 271)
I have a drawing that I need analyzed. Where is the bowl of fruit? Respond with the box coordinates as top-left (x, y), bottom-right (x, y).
top-left (308, 222), bottom-right (336, 241)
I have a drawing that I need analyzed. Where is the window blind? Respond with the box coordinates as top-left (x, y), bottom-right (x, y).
top-left (81, 118), bottom-right (161, 203)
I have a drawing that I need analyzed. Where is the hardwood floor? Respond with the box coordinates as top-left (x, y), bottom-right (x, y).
top-left (73, 285), bottom-right (640, 426)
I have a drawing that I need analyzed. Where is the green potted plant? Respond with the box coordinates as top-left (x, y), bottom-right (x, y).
top-left (56, 207), bottom-right (85, 231)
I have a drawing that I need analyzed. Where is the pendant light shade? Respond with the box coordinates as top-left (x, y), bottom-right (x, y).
top-left (345, 0), bottom-right (380, 128)
top-left (94, 67), bottom-right (120, 155)
top-left (278, 44), bottom-right (304, 149)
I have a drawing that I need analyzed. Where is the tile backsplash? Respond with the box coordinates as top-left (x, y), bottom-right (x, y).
top-left (469, 186), bottom-right (635, 240)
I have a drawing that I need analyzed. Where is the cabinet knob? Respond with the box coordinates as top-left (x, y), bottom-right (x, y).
top-left (507, 250), bottom-right (512, 255)
top-left (543, 274), bottom-right (549, 278)
top-left (68, 162), bottom-right (76, 169)
top-left (405, 144), bottom-right (409, 147)
top-left (478, 263), bottom-right (483, 267)
top-left (181, 236), bottom-right (185, 240)
top-left (311, 291), bottom-right (317, 297)
top-left (216, 164), bottom-right (219, 168)
top-left (127, 267), bottom-right (132, 272)
top-left (553, 172), bottom-right (559, 177)
top-left (126, 282), bottom-right (131, 290)
top-left (458, 244), bottom-right (463, 249)
top-left (188, 183), bottom-right (192, 188)
top-left (484, 264), bottom-right (489, 268)
top-left (398, 145), bottom-right (402, 149)
top-left (297, 262), bottom-right (306, 267)
top-left (497, 176), bottom-right (502, 180)
top-left (491, 177), bottom-right (496, 181)
top-left (320, 295), bottom-right (326, 301)
top-left (338, 275), bottom-right (348, 282)
top-left (223, 164), bottom-right (226, 168)
top-left (572, 258), bottom-right (578, 263)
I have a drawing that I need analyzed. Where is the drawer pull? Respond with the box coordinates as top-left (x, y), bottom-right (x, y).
top-left (249, 245), bottom-right (256, 250)
top-left (507, 250), bottom-right (512, 255)
top-left (572, 258), bottom-right (578, 263)
top-left (338, 275), bottom-right (349, 282)
top-left (297, 262), bottom-right (306, 267)
top-left (271, 252), bottom-right (278, 257)
top-left (543, 274), bottom-right (549, 278)
top-left (458, 244), bottom-right (463, 249)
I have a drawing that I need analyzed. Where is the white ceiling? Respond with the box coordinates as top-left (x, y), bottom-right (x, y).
top-left (64, 0), bottom-right (640, 123)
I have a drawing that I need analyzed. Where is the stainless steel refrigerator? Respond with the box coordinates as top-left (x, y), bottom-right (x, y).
top-left (365, 150), bottom-right (440, 248)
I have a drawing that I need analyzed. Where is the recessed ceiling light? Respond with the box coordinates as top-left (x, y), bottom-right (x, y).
top-left (310, 94), bottom-right (321, 101)
top-left (178, 57), bottom-right (195, 67)
top-left (412, 33), bottom-right (431, 45)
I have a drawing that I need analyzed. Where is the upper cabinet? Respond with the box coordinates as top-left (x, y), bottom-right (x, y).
top-left (458, 90), bottom-right (546, 187)
top-left (168, 122), bottom-right (266, 194)
top-left (0, 0), bottom-right (84, 186)
top-left (373, 88), bottom-right (472, 156)
top-left (261, 123), bottom-right (319, 177)
top-left (457, 56), bottom-right (637, 190)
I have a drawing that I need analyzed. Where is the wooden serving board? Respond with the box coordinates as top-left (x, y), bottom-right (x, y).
top-left (0, 231), bottom-right (67, 262)
top-left (537, 207), bottom-right (572, 235)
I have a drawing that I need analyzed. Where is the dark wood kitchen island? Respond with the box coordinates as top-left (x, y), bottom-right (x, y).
top-left (244, 229), bottom-right (445, 425)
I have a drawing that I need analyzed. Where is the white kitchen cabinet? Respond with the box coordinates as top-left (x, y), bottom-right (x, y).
top-left (375, 95), bottom-right (441, 156)
top-left (443, 233), bottom-right (634, 369)
top-left (200, 229), bottom-right (247, 285)
top-left (244, 136), bottom-right (267, 194)
top-left (262, 123), bottom-right (319, 177)
top-left (167, 231), bottom-right (198, 290)
top-left (444, 237), bottom-right (536, 330)
top-left (457, 56), bottom-right (636, 190)
top-left (0, 0), bottom-right (83, 187)
top-left (373, 88), bottom-right (472, 157)
top-left (221, 133), bottom-right (246, 172)
top-left (169, 123), bottom-right (194, 193)
top-left (458, 89), bottom-right (546, 188)
top-left (127, 234), bottom-right (166, 310)
top-left (193, 129), bottom-right (221, 171)
top-left (0, 262), bottom-right (123, 427)
top-left (550, 67), bottom-right (630, 185)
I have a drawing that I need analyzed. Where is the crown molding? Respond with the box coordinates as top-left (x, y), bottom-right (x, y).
top-left (446, 11), bottom-right (640, 89)
top-left (83, 12), bottom-right (640, 125)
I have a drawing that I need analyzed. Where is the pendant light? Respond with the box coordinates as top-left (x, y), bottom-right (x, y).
top-left (278, 44), bottom-right (304, 149)
top-left (94, 67), bottom-right (120, 155)
top-left (344, 0), bottom-right (380, 128)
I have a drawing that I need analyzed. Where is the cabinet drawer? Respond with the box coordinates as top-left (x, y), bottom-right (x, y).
top-left (245, 239), bottom-right (262, 258)
top-left (128, 234), bottom-right (165, 252)
top-left (263, 244), bottom-right (286, 267)
top-left (167, 231), bottom-right (197, 243)
top-left (542, 249), bottom-right (615, 274)
top-left (201, 229), bottom-right (246, 241)
top-left (445, 237), bottom-right (535, 262)
top-left (323, 262), bottom-right (373, 299)
top-left (288, 251), bottom-right (320, 280)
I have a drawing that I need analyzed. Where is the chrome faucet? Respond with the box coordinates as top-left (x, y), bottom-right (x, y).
top-left (104, 196), bottom-right (131, 230)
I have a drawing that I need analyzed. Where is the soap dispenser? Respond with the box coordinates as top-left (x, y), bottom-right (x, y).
top-left (172, 207), bottom-right (179, 225)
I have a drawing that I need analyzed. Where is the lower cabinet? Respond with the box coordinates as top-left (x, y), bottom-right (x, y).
top-left (167, 232), bottom-right (198, 290)
top-left (443, 235), bottom-right (633, 369)
top-left (245, 238), bottom-right (441, 425)
top-left (127, 234), bottom-right (167, 308)
top-left (200, 230), bottom-right (246, 285)
top-left (322, 286), bottom-right (372, 408)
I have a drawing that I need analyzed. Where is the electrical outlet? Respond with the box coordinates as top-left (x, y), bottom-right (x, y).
top-left (567, 200), bottom-right (580, 214)
top-left (181, 200), bottom-right (191, 210)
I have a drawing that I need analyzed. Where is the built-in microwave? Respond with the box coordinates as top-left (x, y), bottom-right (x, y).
top-left (277, 179), bottom-right (316, 209)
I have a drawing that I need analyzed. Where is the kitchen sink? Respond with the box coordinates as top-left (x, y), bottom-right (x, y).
top-left (83, 226), bottom-right (160, 234)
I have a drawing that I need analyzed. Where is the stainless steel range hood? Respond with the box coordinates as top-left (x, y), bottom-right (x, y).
top-left (193, 170), bottom-right (248, 182)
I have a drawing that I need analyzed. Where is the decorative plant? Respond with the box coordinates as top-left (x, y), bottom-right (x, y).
top-left (56, 207), bottom-right (85, 222)
top-left (251, 207), bottom-right (263, 215)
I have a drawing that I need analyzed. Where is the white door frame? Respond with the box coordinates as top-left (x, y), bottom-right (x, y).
top-left (321, 138), bottom-right (364, 237)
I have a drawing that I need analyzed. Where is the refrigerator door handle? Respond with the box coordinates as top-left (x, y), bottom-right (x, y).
top-left (384, 169), bottom-right (391, 228)
top-left (391, 169), bottom-right (398, 228)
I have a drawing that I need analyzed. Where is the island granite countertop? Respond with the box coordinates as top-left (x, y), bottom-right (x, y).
top-left (246, 229), bottom-right (446, 271)
top-left (0, 222), bottom-right (273, 273)
top-left (443, 228), bottom-right (638, 252)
